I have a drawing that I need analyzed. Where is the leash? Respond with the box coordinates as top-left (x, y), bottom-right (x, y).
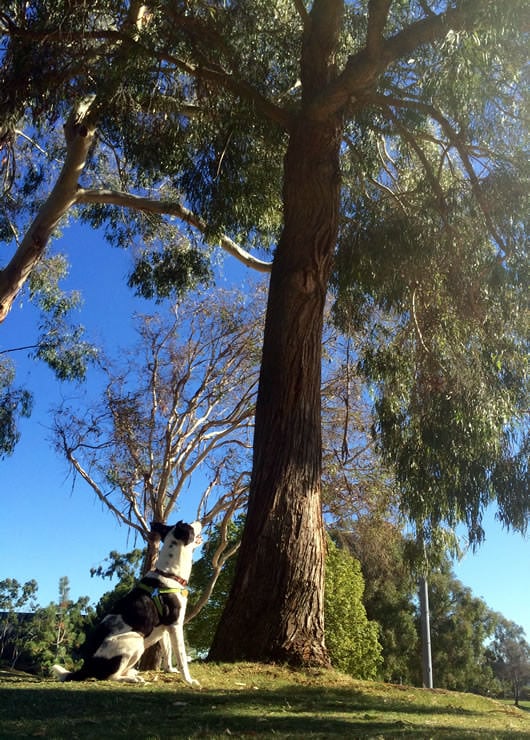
top-left (137, 582), bottom-right (188, 617)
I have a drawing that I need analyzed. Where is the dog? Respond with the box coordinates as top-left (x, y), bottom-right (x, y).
top-left (52, 520), bottom-right (202, 686)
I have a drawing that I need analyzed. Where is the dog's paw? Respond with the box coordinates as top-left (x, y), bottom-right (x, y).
top-left (186, 678), bottom-right (201, 689)
top-left (118, 670), bottom-right (146, 684)
top-left (51, 665), bottom-right (70, 681)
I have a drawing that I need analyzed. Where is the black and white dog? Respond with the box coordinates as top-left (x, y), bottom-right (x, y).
top-left (52, 520), bottom-right (202, 686)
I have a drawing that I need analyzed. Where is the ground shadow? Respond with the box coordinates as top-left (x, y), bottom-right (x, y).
top-left (1, 677), bottom-right (528, 739)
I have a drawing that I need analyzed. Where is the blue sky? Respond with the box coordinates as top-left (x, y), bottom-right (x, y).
top-left (1, 225), bottom-right (529, 641)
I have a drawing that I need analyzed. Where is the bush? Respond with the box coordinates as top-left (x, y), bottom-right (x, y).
top-left (325, 538), bottom-right (382, 679)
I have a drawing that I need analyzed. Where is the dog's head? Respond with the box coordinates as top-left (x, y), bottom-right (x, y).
top-left (152, 520), bottom-right (202, 580)
top-left (151, 520), bottom-right (202, 548)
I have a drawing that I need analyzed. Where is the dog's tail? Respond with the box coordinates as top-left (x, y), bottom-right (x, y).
top-left (51, 665), bottom-right (73, 681)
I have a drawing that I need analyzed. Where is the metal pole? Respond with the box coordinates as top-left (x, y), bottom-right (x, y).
top-left (419, 576), bottom-right (433, 688)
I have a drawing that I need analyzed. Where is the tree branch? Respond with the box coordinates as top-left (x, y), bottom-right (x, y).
top-left (384, 108), bottom-right (450, 222)
top-left (306, 3), bottom-right (481, 120)
top-left (64, 444), bottom-right (146, 535)
top-left (366, 0), bottom-right (392, 56)
top-left (369, 94), bottom-right (509, 253)
top-left (0, 98), bottom-right (96, 323)
top-left (185, 499), bottom-right (243, 623)
top-left (75, 188), bottom-right (273, 273)
top-left (302, 0), bottom-right (344, 100)
top-left (8, 14), bottom-right (293, 131)
top-left (158, 50), bottom-right (293, 130)
top-left (292, 0), bottom-right (310, 31)
top-left (0, 3), bottom-right (150, 324)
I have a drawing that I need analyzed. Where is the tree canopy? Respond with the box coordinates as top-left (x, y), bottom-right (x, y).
top-left (1, 0), bottom-right (528, 664)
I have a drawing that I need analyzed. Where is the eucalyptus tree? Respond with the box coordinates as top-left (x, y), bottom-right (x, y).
top-left (0, 1), bottom-right (528, 665)
top-left (52, 287), bottom-right (261, 571)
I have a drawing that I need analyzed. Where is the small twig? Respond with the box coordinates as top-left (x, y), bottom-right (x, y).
top-left (412, 286), bottom-right (429, 354)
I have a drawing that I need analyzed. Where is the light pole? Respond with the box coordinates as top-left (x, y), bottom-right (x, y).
top-left (419, 575), bottom-right (433, 688)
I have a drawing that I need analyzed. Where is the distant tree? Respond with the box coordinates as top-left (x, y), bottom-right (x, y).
top-left (0, 577), bottom-right (92, 674)
top-left (53, 286), bottom-right (262, 571)
top-left (23, 577), bottom-right (92, 674)
top-left (53, 287), bottom-right (261, 668)
top-left (0, 578), bottom-right (38, 666)
top-left (90, 548), bottom-right (145, 618)
top-left (424, 564), bottom-right (498, 693)
top-left (336, 520), bottom-right (418, 684)
top-left (488, 619), bottom-right (530, 706)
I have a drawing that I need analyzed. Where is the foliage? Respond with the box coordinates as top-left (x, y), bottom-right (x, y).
top-left (0, 578), bottom-right (38, 614)
top-left (0, 578), bottom-right (38, 665)
top-left (324, 537), bottom-right (382, 679)
top-left (335, 520), bottom-right (419, 684)
top-left (0, 360), bottom-right (32, 458)
top-left (0, 252), bottom-right (97, 456)
top-left (335, 119), bottom-right (529, 542)
top-left (127, 243), bottom-right (212, 302)
top-left (28, 254), bottom-right (98, 380)
top-left (0, 577), bottom-right (92, 674)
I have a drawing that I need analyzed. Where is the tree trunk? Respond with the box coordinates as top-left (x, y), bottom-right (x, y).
top-left (139, 640), bottom-right (165, 671)
top-left (139, 531), bottom-right (163, 670)
top-left (209, 113), bottom-right (341, 665)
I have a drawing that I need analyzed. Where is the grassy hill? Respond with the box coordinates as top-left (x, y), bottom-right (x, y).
top-left (1, 663), bottom-right (529, 738)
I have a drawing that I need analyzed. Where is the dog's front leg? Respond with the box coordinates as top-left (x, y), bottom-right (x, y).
top-left (168, 623), bottom-right (200, 688)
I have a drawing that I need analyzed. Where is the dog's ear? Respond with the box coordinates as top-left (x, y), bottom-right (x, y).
top-left (172, 520), bottom-right (196, 546)
top-left (150, 521), bottom-right (173, 541)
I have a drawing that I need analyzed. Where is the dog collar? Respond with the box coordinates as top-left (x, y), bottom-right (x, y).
top-left (154, 569), bottom-right (188, 587)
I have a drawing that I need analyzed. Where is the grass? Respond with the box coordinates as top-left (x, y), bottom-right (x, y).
top-left (1, 663), bottom-right (529, 739)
